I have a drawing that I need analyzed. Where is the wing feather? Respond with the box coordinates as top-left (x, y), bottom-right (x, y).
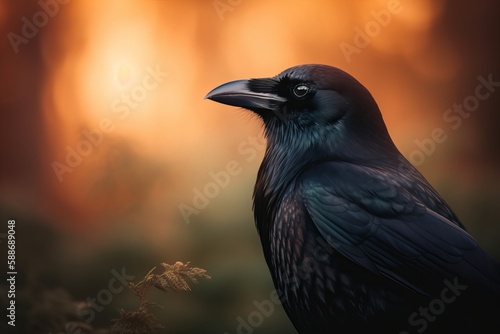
top-left (301, 162), bottom-right (500, 297)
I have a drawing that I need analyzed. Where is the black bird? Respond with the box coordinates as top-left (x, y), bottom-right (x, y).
top-left (205, 64), bottom-right (500, 333)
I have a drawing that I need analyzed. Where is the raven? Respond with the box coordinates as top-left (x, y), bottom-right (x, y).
top-left (205, 64), bottom-right (500, 333)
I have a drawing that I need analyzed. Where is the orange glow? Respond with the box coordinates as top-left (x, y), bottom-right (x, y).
top-left (1, 0), bottom-right (481, 232)
top-left (39, 0), bottom-right (457, 228)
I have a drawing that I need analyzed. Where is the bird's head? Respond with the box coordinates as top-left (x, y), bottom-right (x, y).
top-left (206, 64), bottom-right (398, 163)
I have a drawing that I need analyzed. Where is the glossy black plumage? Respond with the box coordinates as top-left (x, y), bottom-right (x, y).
top-left (206, 64), bottom-right (500, 333)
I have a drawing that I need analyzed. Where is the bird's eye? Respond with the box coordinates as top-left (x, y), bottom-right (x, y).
top-left (292, 84), bottom-right (310, 98)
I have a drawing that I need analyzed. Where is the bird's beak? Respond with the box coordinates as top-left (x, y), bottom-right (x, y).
top-left (205, 79), bottom-right (285, 111)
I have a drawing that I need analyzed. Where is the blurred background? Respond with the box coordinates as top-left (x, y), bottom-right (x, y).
top-left (0, 0), bottom-right (499, 333)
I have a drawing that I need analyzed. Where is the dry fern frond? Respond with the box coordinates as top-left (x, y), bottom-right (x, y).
top-left (155, 269), bottom-right (191, 292)
top-left (114, 261), bottom-right (210, 333)
top-left (111, 307), bottom-right (162, 334)
top-left (161, 261), bottom-right (211, 286)
top-left (132, 261), bottom-right (211, 297)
